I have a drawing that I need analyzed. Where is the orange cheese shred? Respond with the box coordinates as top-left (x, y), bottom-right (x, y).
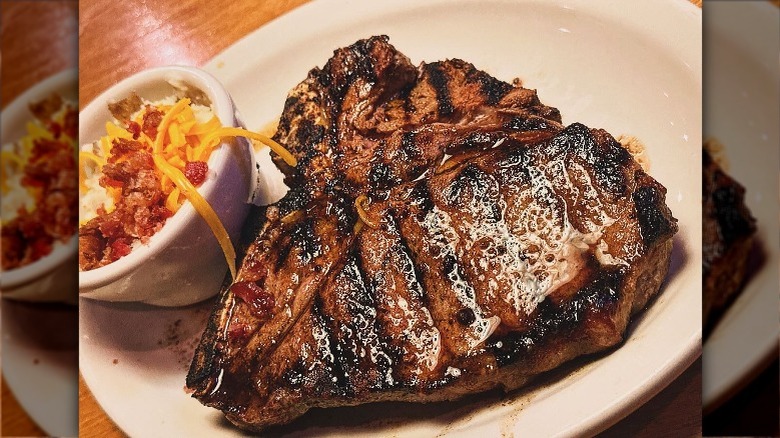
top-left (80, 96), bottom-right (299, 279)
top-left (201, 127), bottom-right (297, 167)
top-left (152, 154), bottom-right (237, 279)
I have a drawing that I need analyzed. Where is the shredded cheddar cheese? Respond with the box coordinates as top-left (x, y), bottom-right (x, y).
top-left (79, 96), bottom-right (296, 279)
top-left (153, 154), bottom-right (237, 279)
top-left (201, 127), bottom-right (297, 167)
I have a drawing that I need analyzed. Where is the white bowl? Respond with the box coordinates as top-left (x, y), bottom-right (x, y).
top-left (1, 69), bottom-right (79, 304)
top-left (77, 66), bottom-right (255, 306)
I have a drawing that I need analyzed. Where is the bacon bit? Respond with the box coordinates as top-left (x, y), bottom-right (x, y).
top-left (184, 161), bottom-right (208, 186)
top-left (227, 322), bottom-right (253, 342)
top-left (151, 204), bottom-right (174, 222)
top-left (110, 239), bottom-right (132, 261)
top-left (47, 121), bottom-right (62, 139)
top-left (142, 107), bottom-right (163, 139)
top-left (101, 176), bottom-right (124, 188)
top-left (97, 217), bottom-right (124, 240)
top-left (230, 281), bottom-right (275, 318)
top-left (18, 217), bottom-right (38, 237)
top-left (109, 138), bottom-right (145, 161)
top-left (63, 108), bottom-right (78, 139)
top-left (30, 239), bottom-right (52, 260)
top-left (20, 176), bottom-right (44, 188)
top-left (126, 121), bottom-right (141, 139)
top-left (1, 98), bottom-right (76, 270)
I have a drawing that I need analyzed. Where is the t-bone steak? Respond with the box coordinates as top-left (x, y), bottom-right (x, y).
top-left (186, 36), bottom-right (678, 431)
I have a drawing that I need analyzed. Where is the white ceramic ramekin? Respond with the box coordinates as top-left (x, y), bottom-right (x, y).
top-left (78, 66), bottom-right (254, 306)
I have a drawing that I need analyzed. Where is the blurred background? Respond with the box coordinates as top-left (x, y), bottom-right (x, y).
top-left (1, 1), bottom-right (78, 437)
top-left (701, 0), bottom-right (779, 436)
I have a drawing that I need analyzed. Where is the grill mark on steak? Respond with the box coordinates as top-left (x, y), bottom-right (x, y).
top-left (711, 185), bottom-right (755, 246)
top-left (366, 216), bottom-right (447, 381)
top-left (488, 263), bottom-right (624, 368)
top-left (353, 250), bottom-right (402, 389)
top-left (438, 163), bottom-right (531, 330)
top-left (272, 36), bottom-right (562, 190)
top-left (188, 36), bottom-right (678, 431)
top-left (392, 216), bottom-right (432, 308)
top-left (633, 184), bottom-right (678, 248)
top-left (311, 293), bottom-right (355, 397)
top-left (426, 62), bottom-right (455, 117)
top-left (208, 199), bottom-right (361, 395)
top-left (400, 131), bottom-right (419, 160)
top-left (393, 179), bottom-right (499, 356)
top-left (442, 164), bottom-right (502, 221)
top-left (702, 148), bottom-right (755, 262)
top-left (322, 247), bottom-right (399, 391)
top-left (479, 75), bottom-right (514, 106)
top-left (546, 123), bottom-right (632, 198)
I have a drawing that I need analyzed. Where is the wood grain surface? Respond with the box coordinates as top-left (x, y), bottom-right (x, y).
top-left (76, 0), bottom-right (704, 437)
top-left (2, 377), bottom-right (45, 437)
top-left (0, 1), bottom-right (78, 109)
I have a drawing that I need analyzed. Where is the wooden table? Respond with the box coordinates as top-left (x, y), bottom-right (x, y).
top-left (76, 1), bottom-right (703, 437)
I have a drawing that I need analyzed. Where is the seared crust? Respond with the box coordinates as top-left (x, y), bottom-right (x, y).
top-left (187, 36), bottom-right (677, 431)
top-left (272, 35), bottom-right (561, 193)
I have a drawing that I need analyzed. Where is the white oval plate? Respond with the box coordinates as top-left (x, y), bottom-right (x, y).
top-left (701, 1), bottom-right (780, 411)
top-left (79, 0), bottom-right (702, 436)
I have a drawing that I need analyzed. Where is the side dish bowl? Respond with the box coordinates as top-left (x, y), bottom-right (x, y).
top-left (1, 69), bottom-right (78, 304)
top-left (78, 66), bottom-right (255, 306)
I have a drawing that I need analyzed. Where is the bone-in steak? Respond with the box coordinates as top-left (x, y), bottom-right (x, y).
top-left (186, 36), bottom-right (677, 431)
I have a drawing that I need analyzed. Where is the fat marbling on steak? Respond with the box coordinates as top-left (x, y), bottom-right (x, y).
top-left (186, 36), bottom-right (678, 431)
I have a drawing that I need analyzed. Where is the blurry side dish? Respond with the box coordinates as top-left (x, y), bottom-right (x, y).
top-left (78, 93), bottom-right (295, 275)
top-left (1, 94), bottom-right (78, 270)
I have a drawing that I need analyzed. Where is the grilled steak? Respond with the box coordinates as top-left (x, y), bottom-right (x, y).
top-left (702, 144), bottom-right (756, 331)
top-left (187, 36), bottom-right (678, 431)
top-left (271, 35), bottom-right (561, 195)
